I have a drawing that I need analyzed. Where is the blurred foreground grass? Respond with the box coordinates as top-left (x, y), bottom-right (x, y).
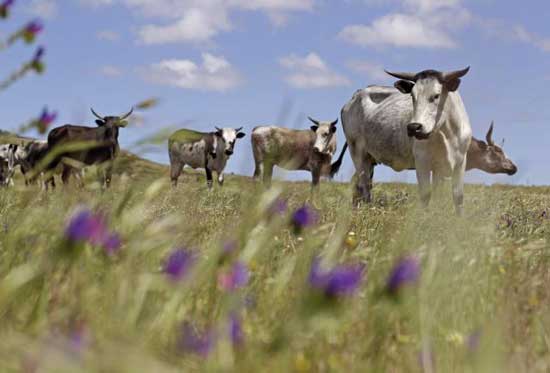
top-left (0, 150), bottom-right (549, 372)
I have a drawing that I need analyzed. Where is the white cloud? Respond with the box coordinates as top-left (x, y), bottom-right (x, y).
top-left (142, 53), bottom-right (243, 92)
top-left (512, 25), bottom-right (550, 53)
top-left (100, 65), bottom-right (123, 77)
top-left (80, 0), bottom-right (314, 44)
top-left (27, 0), bottom-right (58, 19)
top-left (280, 52), bottom-right (350, 89)
top-left (97, 30), bottom-right (121, 42)
top-left (340, 0), bottom-right (470, 49)
top-left (347, 60), bottom-right (388, 81)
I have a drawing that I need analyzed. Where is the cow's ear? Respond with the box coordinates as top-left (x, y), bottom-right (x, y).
top-left (96, 120), bottom-right (106, 127)
top-left (310, 125), bottom-right (318, 132)
top-left (215, 130), bottom-right (223, 137)
top-left (445, 78), bottom-right (461, 92)
top-left (394, 80), bottom-right (415, 94)
top-left (236, 132), bottom-right (246, 139)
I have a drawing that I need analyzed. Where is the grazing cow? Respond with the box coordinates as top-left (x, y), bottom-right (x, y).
top-left (168, 127), bottom-right (245, 188)
top-left (332, 122), bottom-right (517, 183)
top-left (46, 107), bottom-right (132, 187)
top-left (337, 68), bottom-right (472, 214)
top-left (466, 122), bottom-right (517, 175)
top-left (251, 117), bottom-right (338, 188)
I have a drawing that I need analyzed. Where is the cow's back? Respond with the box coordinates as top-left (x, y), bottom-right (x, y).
top-left (342, 87), bottom-right (415, 171)
top-left (169, 129), bottom-right (214, 170)
top-left (252, 126), bottom-right (315, 170)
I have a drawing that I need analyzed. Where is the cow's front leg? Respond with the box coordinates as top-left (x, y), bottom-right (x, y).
top-left (311, 166), bottom-right (321, 191)
top-left (205, 167), bottom-right (213, 189)
top-left (415, 165), bottom-right (432, 208)
top-left (452, 159), bottom-right (466, 216)
top-left (217, 172), bottom-right (224, 187)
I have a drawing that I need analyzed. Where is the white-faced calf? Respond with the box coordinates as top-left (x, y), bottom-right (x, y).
top-left (251, 117), bottom-right (338, 188)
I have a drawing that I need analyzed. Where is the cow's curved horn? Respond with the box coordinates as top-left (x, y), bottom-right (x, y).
top-left (120, 107), bottom-right (134, 120)
top-left (90, 107), bottom-right (104, 120)
top-left (215, 126), bottom-right (223, 132)
top-left (330, 119), bottom-right (339, 126)
top-left (384, 70), bottom-right (417, 82)
top-left (235, 127), bottom-right (243, 132)
top-left (486, 121), bottom-right (495, 146)
top-left (442, 66), bottom-right (470, 82)
top-left (308, 116), bottom-right (320, 126)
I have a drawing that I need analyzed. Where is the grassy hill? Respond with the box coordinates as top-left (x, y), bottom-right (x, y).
top-left (0, 131), bottom-right (549, 372)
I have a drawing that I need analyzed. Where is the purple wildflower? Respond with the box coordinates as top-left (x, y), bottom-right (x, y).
top-left (542, 210), bottom-right (547, 219)
top-left (65, 208), bottom-right (121, 255)
top-left (0, 0), bottom-right (15, 18)
top-left (269, 198), bottom-right (288, 216)
top-left (218, 262), bottom-right (249, 291)
top-left (222, 240), bottom-right (237, 255)
top-left (386, 256), bottom-right (420, 294)
top-left (466, 330), bottom-right (482, 352)
top-left (163, 249), bottom-right (195, 282)
top-left (65, 210), bottom-right (106, 243)
top-left (102, 233), bottom-right (121, 256)
top-left (291, 204), bottom-right (318, 233)
top-left (68, 322), bottom-right (89, 356)
top-left (229, 314), bottom-right (244, 347)
top-left (23, 20), bottom-right (43, 41)
top-left (30, 46), bottom-right (45, 73)
top-left (35, 107), bottom-right (57, 134)
top-left (179, 322), bottom-right (216, 358)
top-left (308, 257), bottom-right (365, 298)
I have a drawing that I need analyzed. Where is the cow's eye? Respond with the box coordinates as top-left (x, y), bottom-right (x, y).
top-left (431, 94), bottom-right (440, 102)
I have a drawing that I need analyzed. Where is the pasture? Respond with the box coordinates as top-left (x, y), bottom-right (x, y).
top-left (1, 151), bottom-right (549, 372)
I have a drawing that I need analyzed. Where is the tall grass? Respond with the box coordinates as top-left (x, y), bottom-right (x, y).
top-left (0, 164), bottom-right (549, 372)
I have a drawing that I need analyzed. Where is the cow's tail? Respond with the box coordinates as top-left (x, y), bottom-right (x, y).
top-left (329, 142), bottom-right (348, 179)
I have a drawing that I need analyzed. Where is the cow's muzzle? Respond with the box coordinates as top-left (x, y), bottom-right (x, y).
top-left (225, 150), bottom-right (233, 156)
top-left (506, 164), bottom-right (518, 176)
top-left (407, 123), bottom-right (430, 140)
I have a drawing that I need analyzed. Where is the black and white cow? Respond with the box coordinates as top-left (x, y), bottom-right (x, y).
top-left (168, 127), bottom-right (245, 188)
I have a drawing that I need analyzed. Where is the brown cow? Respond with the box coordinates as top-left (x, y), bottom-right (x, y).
top-left (252, 117), bottom-right (338, 188)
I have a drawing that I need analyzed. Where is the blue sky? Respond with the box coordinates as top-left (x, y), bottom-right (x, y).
top-left (1, 0), bottom-right (549, 185)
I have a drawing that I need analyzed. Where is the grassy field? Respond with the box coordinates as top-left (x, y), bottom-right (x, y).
top-left (1, 150), bottom-right (549, 372)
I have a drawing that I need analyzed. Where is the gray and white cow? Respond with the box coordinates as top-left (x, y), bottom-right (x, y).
top-left (332, 121), bottom-right (517, 182)
top-left (251, 117), bottom-right (338, 188)
top-left (338, 67), bottom-right (472, 214)
top-left (168, 127), bottom-right (245, 188)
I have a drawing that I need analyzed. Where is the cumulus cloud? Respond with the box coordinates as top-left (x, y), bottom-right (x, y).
top-left (80, 0), bottom-right (314, 45)
top-left (339, 0), bottom-right (470, 49)
top-left (280, 53), bottom-right (350, 89)
top-left (27, 0), bottom-right (58, 19)
top-left (512, 25), bottom-right (550, 53)
top-left (142, 53), bottom-right (243, 92)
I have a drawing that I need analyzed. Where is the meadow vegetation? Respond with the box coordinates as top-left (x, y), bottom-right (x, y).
top-left (1, 152), bottom-right (549, 372)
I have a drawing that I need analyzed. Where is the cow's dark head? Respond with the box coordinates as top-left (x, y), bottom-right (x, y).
top-left (215, 127), bottom-right (246, 156)
top-left (309, 117), bottom-right (338, 156)
top-left (470, 122), bottom-right (517, 175)
top-left (385, 67), bottom-right (470, 140)
top-left (91, 107), bottom-right (133, 128)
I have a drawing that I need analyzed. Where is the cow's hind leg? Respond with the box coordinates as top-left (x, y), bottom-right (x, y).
top-left (262, 161), bottom-right (274, 188)
top-left (170, 161), bottom-right (183, 188)
top-left (61, 166), bottom-right (72, 185)
top-left (253, 161), bottom-right (263, 181)
top-left (352, 152), bottom-right (375, 207)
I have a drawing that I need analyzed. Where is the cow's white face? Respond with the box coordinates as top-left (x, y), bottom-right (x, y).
top-left (408, 78), bottom-right (445, 139)
top-left (389, 68), bottom-right (470, 140)
top-left (215, 128), bottom-right (246, 156)
top-left (310, 119), bottom-right (338, 156)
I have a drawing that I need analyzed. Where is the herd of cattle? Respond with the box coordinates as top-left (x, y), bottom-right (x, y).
top-left (0, 67), bottom-right (517, 213)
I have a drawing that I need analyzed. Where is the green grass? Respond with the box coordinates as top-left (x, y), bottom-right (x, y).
top-left (0, 150), bottom-right (549, 372)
